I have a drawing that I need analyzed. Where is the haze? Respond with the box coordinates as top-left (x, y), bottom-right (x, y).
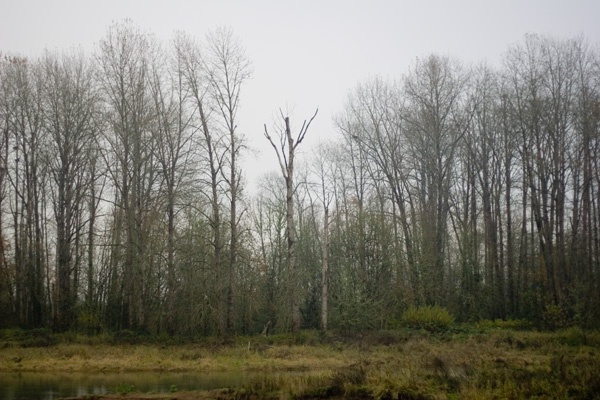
top-left (2, 0), bottom-right (599, 186)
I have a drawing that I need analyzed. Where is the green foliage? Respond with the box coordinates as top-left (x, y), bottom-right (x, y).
top-left (542, 303), bottom-right (571, 330)
top-left (333, 289), bottom-right (382, 334)
top-left (0, 328), bottom-right (67, 348)
top-left (0, 328), bottom-right (26, 341)
top-left (19, 328), bottom-right (56, 348)
top-left (555, 326), bottom-right (600, 347)
top-left (264, 329), bottom-right (322, 346)
top-left (111, 330), bottom-right (145, 345)
top-left (476, 318), bottom-right (533, 331)
top-left (76, 308), bottom-right (103, 334)
top-left (362, 329), bottom-right (413, 346)
top-left (402, 306), bottom-right (454, 332)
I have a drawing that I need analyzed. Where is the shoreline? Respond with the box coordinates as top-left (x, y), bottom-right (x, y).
top-left (1, 328), bottom-right (599, 399)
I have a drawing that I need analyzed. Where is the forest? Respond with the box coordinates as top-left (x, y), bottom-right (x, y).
top-left (0, 21), bottom-right (599, 337)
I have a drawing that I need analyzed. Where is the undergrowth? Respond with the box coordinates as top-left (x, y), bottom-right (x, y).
top-left (402, 306), bottom-right (455, 333)
top-left (1, 325), bottom-right (600, 399)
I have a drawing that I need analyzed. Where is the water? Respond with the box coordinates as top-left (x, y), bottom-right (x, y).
top-left (0, 371), bottom-right (260, 399)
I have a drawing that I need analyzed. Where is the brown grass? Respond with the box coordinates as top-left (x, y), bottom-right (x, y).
top-left (1, 328), bottom-right (599, 399)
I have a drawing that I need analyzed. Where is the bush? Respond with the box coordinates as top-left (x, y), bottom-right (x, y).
top-left (0, 328), bottom-right (27, 341)
top-left (557, 326), bottom-right (590, 346)
top-left (543, 304), bottom-right (571, 330)
top-left (402, 306), bottom-right (454, 333)
top-left (364, 330), bottom-right (412, 346)
top-left (476, 318), bottom-right (533, 331)
top-left (111, 330), bottom-right (143, 345)
top-left (333, 289), bottom-right (382, 335)
top-left (77, 309), bottom-right (103, 334)
top-left (20, 328), bottom-right (56, 348)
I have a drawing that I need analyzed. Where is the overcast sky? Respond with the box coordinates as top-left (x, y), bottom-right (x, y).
top-left (2, 0), bottom-right (599, 190)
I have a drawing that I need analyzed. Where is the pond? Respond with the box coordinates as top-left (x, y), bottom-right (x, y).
top-left (0, 370), bottom-right (266, 399)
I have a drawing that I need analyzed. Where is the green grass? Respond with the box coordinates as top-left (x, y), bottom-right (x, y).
top-left (1, 326), bottom-right (599, 398)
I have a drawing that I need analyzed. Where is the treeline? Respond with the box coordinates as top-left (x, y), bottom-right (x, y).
top-left (0, 23), bottom-right (598, 336)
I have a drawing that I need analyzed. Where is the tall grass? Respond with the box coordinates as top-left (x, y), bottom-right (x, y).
top-left (1, 327), bottom-right (599, 398)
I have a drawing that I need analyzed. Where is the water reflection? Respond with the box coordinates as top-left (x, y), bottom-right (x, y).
top-left (0, 371), bottom-right (254, 400)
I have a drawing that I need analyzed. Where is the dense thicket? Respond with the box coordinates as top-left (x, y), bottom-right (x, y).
top-left (0, 26), bottom-right (598, 335)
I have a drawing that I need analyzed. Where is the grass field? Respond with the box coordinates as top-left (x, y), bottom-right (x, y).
top-left (1, 325), bottom-right (599, 399)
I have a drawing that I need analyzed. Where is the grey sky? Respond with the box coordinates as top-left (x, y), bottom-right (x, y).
top-left (2, 0), bottom-right (599, 189)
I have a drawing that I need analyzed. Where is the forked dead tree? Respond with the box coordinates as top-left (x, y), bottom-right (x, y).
top-left (264, 108), bottom-right (318, 333)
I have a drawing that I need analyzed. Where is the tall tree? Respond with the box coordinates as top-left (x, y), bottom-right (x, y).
top-left (175, 31), bottom-right (228, 336)
top-left (308, 142), bottom-right (336, 332)
top-left (149, 39), bottom-right (197, 335)
top-left (337, 78), bottom-right (418, 302)
top-left (570, 37), bottom-right (600, 325)
top-left (264, 108), bottom-right (318, 333)
top-left (97, 20), bottom-right (160, 330)
top-left (41, 50), bottom-right (98, 331)
top-left (504, 35), bottom-right (575, 309)
top-left (206, 27), bottom-right (252, 336)
top-left (0, 55), bottom-right (17, 326)
top-left (465, 65), bottom-right (506, 317)
top-left (3, 56), bottom-right (48, 328)
top-left (251, 173), bottom-right (288, 332)
top-left (402, 55), bottom-right (469, 305)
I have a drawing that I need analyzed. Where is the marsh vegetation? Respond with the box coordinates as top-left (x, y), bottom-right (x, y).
top-left (1, 324), bottom-right (599, 399)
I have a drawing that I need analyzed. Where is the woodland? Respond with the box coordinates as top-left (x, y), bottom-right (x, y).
top-left (0, 21), bottom-right (599, 337)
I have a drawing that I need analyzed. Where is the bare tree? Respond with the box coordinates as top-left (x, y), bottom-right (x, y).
top-left (0, 55), bottom-right (16, 324)
top-left (97, 20), bottom-right (160, 330)
top-left (206, 27), bottom-right (252, 336)
top-left (175, 31), bottom-right (230, 336)
top-left (337, 78), bottom-right (418, 299)
top-left (462, 64), bottom-right (508, 317)
top-left (307, 142), bottom-right (337, 333)
top-left (150, 38), bottom-right (197, 335)
top-left (251, 173), bottom-right (288, 332)
top-left (504, 35), bottom-right (573, 308)
top-left (571, 37), bottom-right (600, 324)
top-left (41, 49), bottom-right (98, 331)
top-left (402, 55), bottom-right (469, 305)
top-left (2, 55), bottom-right (48, 328)
top-left (264, 108), bottom-right (318, 333)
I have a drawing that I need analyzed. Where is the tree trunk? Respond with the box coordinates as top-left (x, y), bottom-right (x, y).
top-left (321, 205), bottom-right (329, 333)
top-left (264, 109), bottom-right (318, 333)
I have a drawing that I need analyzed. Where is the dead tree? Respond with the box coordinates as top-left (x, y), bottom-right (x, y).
top-left (264, 108), bottom-right (318, 333)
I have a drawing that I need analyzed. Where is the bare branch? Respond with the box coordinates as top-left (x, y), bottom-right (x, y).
top-left (295, 108), bottom-right (319, 150)
top-left (264, 123), bottom-right (287, 178)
